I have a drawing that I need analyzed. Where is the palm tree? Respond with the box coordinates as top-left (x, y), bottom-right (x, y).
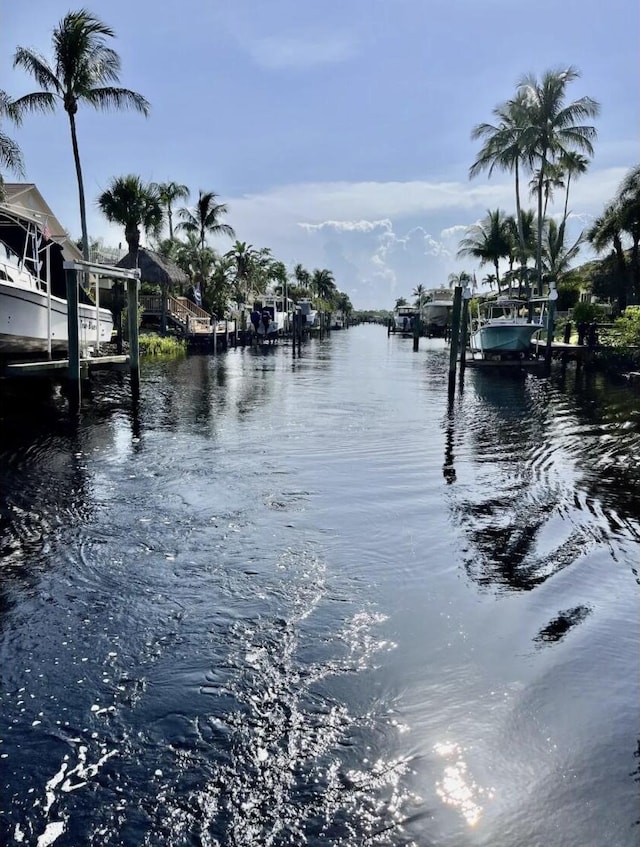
top-left (616, 164), bottom-right (640, 300)
top-left (311, 268), bottom-right (337, 303)
top-left (516, 66), bottom-right (599, 291)
top-left (175, 232), bottom-right (219, 312)
top-left (152, 181), bottom-right (189, 240)
top-left (457, 209), bottom-right (512, 292)
top-left (294, 263), bottom-right (311, 291)
top-left (177, 190), bottom-right (235, 251)
top-left (97, 175), bottom-right (163, 255)
top-left (225, 241), bottom-right (259, 305)
top-left (0, 90), bottom-right (24, 196)
top-left (528, 161), bottom-right (565, 219)
top-left (412, 283), bottom-right (426, 311)
top-left (586, 203), bottom-right (627, 310)
top-left (559, 150), bottom-right (589, 226)
top-left (470, 91), bottom-right (531, 278)
top-left (541, 219), bottom-right (583, 281)
top-left (14, 10), bottom-right (149, 260)
top-left (447, 271), bottom-right (473, 289)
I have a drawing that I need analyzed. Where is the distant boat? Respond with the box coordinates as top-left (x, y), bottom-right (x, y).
top-left (423, 288), bottom-right (454, 337)
top-left (298, 299), bottom-right (318, 328)
top-left (391, 305), bottom-right (419, 335)
top-left (0, 203), bottom-right (113, 356)
top-left (255, 295), bottom-right (293, 340)
top-left (469, 296), bottom-right (544, 358)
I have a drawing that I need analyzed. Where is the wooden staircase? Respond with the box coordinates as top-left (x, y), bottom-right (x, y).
top-left (139, 295), bottom-right (213, 336)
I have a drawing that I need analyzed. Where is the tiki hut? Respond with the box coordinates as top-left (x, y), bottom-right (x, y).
top-left (116, 248), bottom-right (188, 292)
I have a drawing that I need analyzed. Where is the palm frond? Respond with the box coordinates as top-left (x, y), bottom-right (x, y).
top-left (83, 87), bottom-right (149, 114)
top-left (13, 48), bottom-right (61, 93)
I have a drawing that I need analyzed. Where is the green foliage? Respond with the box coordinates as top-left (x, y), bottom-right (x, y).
top-left (611, 306), bottom-right (640, 347)
top-left (139, 333), bottom-right (186, 357)
top-left (571, 301), bottom-right (607, 324)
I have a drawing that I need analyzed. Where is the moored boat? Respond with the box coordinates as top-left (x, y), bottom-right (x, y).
top-left (0, 203), bottom-right (113, 356)
top-left (391, 305), bottom-right (420, 335)
top-left (469, 296), bottom-right (544, 358)
top-left (423, 288), bottom-right (454, 337)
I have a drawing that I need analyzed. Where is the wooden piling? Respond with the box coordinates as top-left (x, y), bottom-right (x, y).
top-left (126, 276), bottom-right (140, 395)
top-left (448, 286), bottom-right (463, 393)
top-left (65, 266), bottom-right (81, 411)
top-left (459, 292), bottom-right (470, 374)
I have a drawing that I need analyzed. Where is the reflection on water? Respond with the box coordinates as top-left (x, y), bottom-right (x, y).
top-left (1, 329), bottom-right (639, 846)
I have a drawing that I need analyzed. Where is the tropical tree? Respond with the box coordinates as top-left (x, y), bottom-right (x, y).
top-left (177, 189), bottom-right (235, 251)
top-left (528, 161), bottom-right (565, 219)
top-left (394, 297), bottom-right (408, 309)
top-left (175, 232), bottom-right (218, 311)
top-left (225, 240), bottom-right (258, 304)
top-left (541, 219), bottom-right (583, 281)
top-left (152, 181), bottom-right (189, 240)
top-left (97, 175), bottom-right (163, 255)
top-left (311, 268), bottom-right (337, 303)
top-left (447, 271), bottom-right (473, 289)
top-left (616, 164), bottom-right (640, 299)
top-left (587, 203), bottom-right (628, 310)
top-left (457, 209), bottom-right (512, 291)
top-left (470, 91), bottom-right (531, 278)
top-left (516, 66), bottom-right (599, 291)
top-left (14, 9), bottom-right (149, 260)
top-left (559, 150), bottom-right (589, 226)
top-left (0, 90), bottom-right (24, 196)
top-left (413, 283), bottom-right (426, 310)
top-left (294, 263), bottom-right (311, 290)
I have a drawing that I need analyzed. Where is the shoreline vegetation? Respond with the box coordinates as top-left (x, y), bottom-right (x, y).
top-left (0, 12), bottom-right (638, 374)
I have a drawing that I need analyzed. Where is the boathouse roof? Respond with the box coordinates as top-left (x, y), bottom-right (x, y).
top-left (116, 248), bottom-right (188, 288)
top-left (1, 183), bottom-right (83, 263)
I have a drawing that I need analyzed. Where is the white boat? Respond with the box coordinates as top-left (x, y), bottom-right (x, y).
top-left (298, 298), bottom-right (318, 328)
top-left (469, 296), bottom-right (544, 358)
top-left (423, 288), bottom-right (454, 336)
top-left (255, 295), bottom-right (293, 340)
top-left (391, 305), bottom-right (419, 335)
top-left (0, 204), bottom-right (113, 356)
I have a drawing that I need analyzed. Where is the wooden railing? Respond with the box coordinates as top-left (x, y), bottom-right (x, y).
top-left (139, 294), bottom-right (212, 335)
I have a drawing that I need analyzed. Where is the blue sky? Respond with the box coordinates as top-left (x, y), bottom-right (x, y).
top-left (2, 0), bottom-right (638, 308)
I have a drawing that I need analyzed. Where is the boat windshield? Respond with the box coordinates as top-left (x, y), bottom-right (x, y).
top-left (0, 239), bottom-right (22, 267)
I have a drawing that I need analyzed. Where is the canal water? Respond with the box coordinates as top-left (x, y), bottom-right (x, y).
top-left (1, 325), bottom-right (638, 846)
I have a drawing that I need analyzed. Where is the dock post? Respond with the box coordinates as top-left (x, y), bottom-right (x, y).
top-left (459, 286), bottom-right (472, 375)
top-left (448, 286), bottom-right (463, 393)
top-left (126, 275), bottom-right (140, 396)
top-left (65, 266), bottom-right (81, 410)
top-left (412, 315), bottom-right (420, 351)
top-left (544, 281), bottom-right (558, 373)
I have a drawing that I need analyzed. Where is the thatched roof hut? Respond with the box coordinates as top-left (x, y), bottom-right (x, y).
top-left (117, 248), bottom-right (188, 289)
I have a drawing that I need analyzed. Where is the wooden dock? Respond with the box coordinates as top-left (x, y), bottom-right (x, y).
top-left (2, 355), bottom-right (129, 379)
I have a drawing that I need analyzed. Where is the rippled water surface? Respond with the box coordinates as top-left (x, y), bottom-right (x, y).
top-left (1, 326), bottom-right (639, 846)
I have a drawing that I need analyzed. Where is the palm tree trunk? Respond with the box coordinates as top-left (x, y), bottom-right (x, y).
top-left (536, 158), bottom-right (546, 295)
top-left (168, 204), bottom-right (174, 240)
top-left (514, 162), bottom-right (527, 297)
top-left (68, 111), bottom-right (90, 261)
top-left (562, 173), bottom-right (572, 226)
top-left (494, 259), bottom-right (501, 294)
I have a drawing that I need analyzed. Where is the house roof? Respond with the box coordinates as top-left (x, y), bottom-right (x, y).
top-left (1, 182), bottom-right (83, 262)
top-left (116, 248), bottom-right (188, 287)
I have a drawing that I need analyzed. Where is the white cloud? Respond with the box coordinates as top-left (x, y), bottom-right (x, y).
top-left (244, 34), bottom-right (358, 69)
top-left (86, 167), bottom-right (628, 310)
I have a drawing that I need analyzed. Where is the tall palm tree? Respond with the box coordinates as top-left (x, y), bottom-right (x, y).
top-left (470, 91), bottom-right (531, 278)
top-left (294, 263), bottom-right (311, 290)
top-left (152, 181), bottom-right (189, 240)
top-left (528, 161), bottom-right (565, 219)
top-left (616, 164), bottom-right (640, 300)
top-left (175, 231), bottom-right (219, 312)
top-left (311, 268), bottom-right (337, 303)
top-left (516, 66), bottom-right (599, 292)
top-left (97, 175), bottom-right (163, 255)
top-left (14, 10), bottom-right (149, 260)
top-left (586, 203), bottom-right (627, 310)
top-left (559, 150), bottom-right (589, 225)
top-left (225, 240), bottom-right (259, 304)
top-left (177, 189), bottom-right (235, 251)
top-left (457, 209), bottom-right (512, 292)
top-left (0, 90), bottom-right (24, 195)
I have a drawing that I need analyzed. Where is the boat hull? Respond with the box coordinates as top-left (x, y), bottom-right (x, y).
top-left (0, 281), bottom-right (114, 355)
top-left (470, 324), bottom-right (540, 355)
